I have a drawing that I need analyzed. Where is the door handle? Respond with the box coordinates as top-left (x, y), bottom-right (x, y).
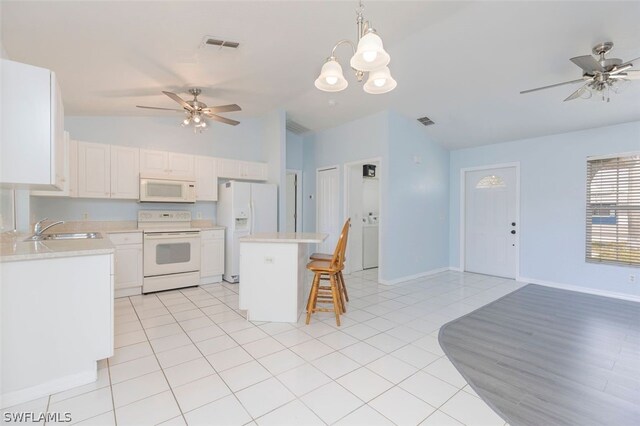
top-left (511, 230), bottom-right (516, 234)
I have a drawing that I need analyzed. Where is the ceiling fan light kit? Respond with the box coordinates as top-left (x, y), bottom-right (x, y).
top-left (315, 1), bottom-right (396, 94)
top-left (137, 87), bottom-right (241, 133)
top-left (521, 41), bottom-right (639, 102)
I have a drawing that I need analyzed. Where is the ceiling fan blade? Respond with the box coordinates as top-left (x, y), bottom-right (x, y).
top-left (610, 63), bottom-right (633, 75)
top-left (520, 78), bottom-right (585, 94)
top-left (204, 113), bottom-right (240, 126)
top-left (563, 83), bottom-right (590, 102)
top-left (620, 70), bottom-right (640, 80)
top-left (570, 55), bottom-right (604, 73)
top-left (618, 56), bottom-right (640, 69)
top-left (136, 105), bottom-right (185, 112)
top-left (162, 91), bottom-right (193, 111)
top-left (202, 104), bottom-right (242, 114)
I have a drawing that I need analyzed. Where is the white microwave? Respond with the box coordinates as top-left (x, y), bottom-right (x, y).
top-left (140, 177), bottom-right (196, 203)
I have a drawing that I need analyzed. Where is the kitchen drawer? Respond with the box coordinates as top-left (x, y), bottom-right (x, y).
top-left (201, 229), bottom-right (224, 240)
top-left (109, 232), bottom-right (143, 245)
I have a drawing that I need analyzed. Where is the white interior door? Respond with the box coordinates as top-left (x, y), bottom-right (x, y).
top-left (465, 166), bottom-right (517, 278)
top-left (285, 173), bottom-right (297, 232)
top-left (316, 167), bottom-right (340, 254)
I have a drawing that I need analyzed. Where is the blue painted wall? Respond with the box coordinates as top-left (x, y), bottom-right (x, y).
top-left (450, 121), bottom-right (640, 297)
top-left (301, 109), bottom-right (450, 283)
top-left (385, 110), bottom-right (450, 281)
top-left (286, 130), bottom-right (304, 171)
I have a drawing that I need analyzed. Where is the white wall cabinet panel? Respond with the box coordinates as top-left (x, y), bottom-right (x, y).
top-left (217, 158), bottom-right (241, 179)
top-left (109, 232), bottom-right (143, 298)
top-left (195, 156), bottom-right (218, 201)
top-left (201, 229), bottom-right (224, 283)
top-left (140, 150), bottom-right (194, 178)
top-left (110, 146), bottom-right (139, 199)
top-left (217, 158), bottom-right (267, 181)
top-left (139, 149), bottom-right (168, 176)
top-left (168, 152), bottom-right (195, 178)
top-left (240, 161), bottom-right (268, 180)
top-left (68, 139), bottom-right (79, 198)
top-left (1, 59), bottom-right (64, 189)
top-left (31, 132), bottom-right (74, 197)
top-left (78, 142), bottom-right (111, 198)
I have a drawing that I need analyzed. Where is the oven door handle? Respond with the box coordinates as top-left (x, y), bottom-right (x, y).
top-left (144, 233), bottom-right (200, 240)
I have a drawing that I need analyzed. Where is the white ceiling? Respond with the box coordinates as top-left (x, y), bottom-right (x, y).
top-left (2, 1), bottom-right (640, 149)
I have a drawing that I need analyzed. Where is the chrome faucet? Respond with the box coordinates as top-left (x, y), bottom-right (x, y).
top-left (33, 218), bottom-right (65, 236)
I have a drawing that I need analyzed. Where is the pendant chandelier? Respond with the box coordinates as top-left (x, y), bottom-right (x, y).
top-left (315, 1), bottom-right (396, 94)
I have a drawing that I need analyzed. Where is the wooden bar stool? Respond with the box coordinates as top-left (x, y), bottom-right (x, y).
top-left (305, 220), bottom-right (349, 326)
top-left (309, 219), bottom-right (350, 308)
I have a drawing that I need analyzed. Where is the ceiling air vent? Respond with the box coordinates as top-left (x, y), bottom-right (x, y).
top-left (417, 116), bottom-right (435, 126)
top-left (286, 120), bottom-right (311, 135)
top-left (204, 38), bottom-right (240, 49)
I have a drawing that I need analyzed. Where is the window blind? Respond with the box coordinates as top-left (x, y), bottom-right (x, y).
top-left (586, 155), bottom-right (640, 266)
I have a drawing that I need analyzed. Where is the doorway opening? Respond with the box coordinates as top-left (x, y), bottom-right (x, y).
top-left (285, 170), bottom-right (302, 233)
top-left (344, 158), bottom-right (381, 274)
top-left (461, 163), bottom-right (520, 279)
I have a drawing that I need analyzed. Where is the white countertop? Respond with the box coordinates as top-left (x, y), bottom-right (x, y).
top-left (0, 233), bottom-right (115, 263)
top-left (240, 232), bottom-right (328, 244)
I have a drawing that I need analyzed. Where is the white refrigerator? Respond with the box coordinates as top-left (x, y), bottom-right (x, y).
top-left (218, 181), bottom-right (277, 283)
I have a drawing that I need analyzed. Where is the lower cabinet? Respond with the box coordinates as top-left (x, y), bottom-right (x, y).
top-left (109, 232), bottom-right (143, 298)
top-left (201, 229), bottom-right (225, 284)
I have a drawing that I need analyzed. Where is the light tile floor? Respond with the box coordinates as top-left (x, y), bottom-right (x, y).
top-left (3, 269), bottom-right (525, 425)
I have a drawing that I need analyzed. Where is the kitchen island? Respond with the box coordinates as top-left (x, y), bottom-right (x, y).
top-left (238, 232), bottom-right (327, 322)
top-left (0, 233), bottom-right (114, 409)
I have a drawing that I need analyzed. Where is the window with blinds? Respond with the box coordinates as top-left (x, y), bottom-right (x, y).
top-left (586, 154), bottom-right (640, 266)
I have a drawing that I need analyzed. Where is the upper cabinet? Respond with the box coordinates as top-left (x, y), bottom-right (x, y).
top-left (77, 142), bottom-right (140, 199)
top-left (31, 133), bottom-right (78, 198)
top-left (195, 156), bottom-right (218, 201)
top-left (217, 158), bottom-right (268, 181)
top-left (1, 59), bottom-right (64, 189)
top-left (140, 149), bottom-right (194, 179)
top-left (110, 146), bottom-right (139, 199)
top-left (78, 142), bottom-right (111, 198)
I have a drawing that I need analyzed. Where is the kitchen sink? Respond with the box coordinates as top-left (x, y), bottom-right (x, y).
top-left (24, 232), bottom-right (103, 241)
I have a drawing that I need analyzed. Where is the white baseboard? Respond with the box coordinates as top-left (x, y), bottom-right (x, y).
top-left (379, 267), bottom-right (450, 285)
top-left (519, 276), bottom-right (640, 303)
top-left (200, 275), bottom-right (223, 285)
top-left (1, 367), bottom-right (96, 410)
top-left (448, 266), bottom-right (463, 272)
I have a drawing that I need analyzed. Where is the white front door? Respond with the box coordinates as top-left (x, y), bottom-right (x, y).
top-left (464, 166), bottom-right (517, 278)
top-left (316, 167), bottom-right (340, 254)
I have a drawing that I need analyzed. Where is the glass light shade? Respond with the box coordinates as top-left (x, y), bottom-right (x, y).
top-left (363, 67), bottom-right (397, 94)
top-left (315, 59), bottom-right (348, 92)
top-left (350, 31), bottom-right (390, 72)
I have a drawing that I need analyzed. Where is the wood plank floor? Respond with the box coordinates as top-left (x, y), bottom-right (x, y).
top-left (438, 284), bottom-right (640, 426)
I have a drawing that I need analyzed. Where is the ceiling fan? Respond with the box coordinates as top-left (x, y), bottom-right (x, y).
top-left (521, 42), bottom-right (640, 102)
top-left (137, 88), bottom-right (241, 131)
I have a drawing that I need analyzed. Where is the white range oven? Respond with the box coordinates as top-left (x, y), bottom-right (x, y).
top-left (138, 210), bottom-right (201, 293)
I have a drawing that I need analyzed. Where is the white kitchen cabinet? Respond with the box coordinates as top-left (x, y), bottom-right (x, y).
top-left (200, 229), bottom-right (224, 284)
top-left (31, 132), bottom-right (77, 198)
top-left (78, 141), bottom-right (111, 198)
top-left (217, 158), bottom-right (268, 181)
top-left (240, 161), bottom-right (268, 180)
top-left (1, 59), bottom-right (64, 189)
top-left (110, 146), bottom-right (139, 199)
top-left (195, 156), bottom-right (218, 201)
top-left (140, 149), bottom-right (194, 178)
top-left (168, 152), bottom-right (195, 178)
top-left (109, 232), bottom-right (143, 298)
